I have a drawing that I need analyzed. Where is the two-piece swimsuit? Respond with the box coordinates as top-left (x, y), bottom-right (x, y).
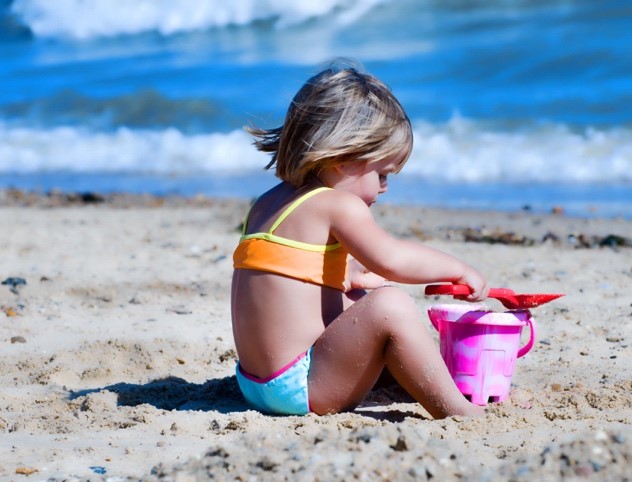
top-left (232, 187), bottom-right (348, 415)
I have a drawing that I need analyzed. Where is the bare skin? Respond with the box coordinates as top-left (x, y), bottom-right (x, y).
top-left (308, 286), bottom-right (483, 417)
top-left (231, 157), bottom-right (489, 418)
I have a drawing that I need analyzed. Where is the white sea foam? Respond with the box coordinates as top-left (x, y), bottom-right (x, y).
top-left (2, 119), bottom-right (631, 184)
top-left (0, 125), bottom-right (267, 173)
top-left (406, 116), bottom-right (632, 183)
top-left (11, 0), bottom-right (389, 40)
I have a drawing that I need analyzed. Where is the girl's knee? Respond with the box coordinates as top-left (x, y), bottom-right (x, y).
top-left (368, 286), bottom-right (418, 323)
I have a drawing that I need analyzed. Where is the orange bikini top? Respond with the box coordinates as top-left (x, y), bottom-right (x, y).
top-left (233, 187), bottom-right (348, 291)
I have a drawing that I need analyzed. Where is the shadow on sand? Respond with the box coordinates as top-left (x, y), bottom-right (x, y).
top-left (69, 375), bottom-right (250, 413)
top-left (68, 373), bottom-right (426, 420)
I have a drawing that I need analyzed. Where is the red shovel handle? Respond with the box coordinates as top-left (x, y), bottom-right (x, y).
top-left (424, 285), bottom-right (515, 298)
top-left (426, 284), bottom-right (562, 309)
top-left (424, 284), bottom-right (471, 296)
top-left (425, 284), bottom-right (520, 307)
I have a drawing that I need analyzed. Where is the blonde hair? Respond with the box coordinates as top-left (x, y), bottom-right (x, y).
top-left (246, 62), bottom-right (413, 187)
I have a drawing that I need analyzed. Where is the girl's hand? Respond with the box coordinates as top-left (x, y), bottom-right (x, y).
top-left (456, 266), bottom-right (489, 302)
top-left (345, 256), bottom-right (386, 292)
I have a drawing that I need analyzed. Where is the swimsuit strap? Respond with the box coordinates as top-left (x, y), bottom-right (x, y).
top-left (268, 187), bottom-right (331, 234)
top-left (237, 185), bottom-right (341, 252)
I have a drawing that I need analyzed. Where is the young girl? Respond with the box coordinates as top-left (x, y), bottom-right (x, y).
top-left (231, 62), bottom-right (489, 419)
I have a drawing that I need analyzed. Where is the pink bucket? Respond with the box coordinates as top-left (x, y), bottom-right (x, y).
top-left (428, 304), bottom-right (536, 405)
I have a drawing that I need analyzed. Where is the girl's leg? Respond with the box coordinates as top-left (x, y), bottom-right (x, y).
top-left (308, 286), bottom-right (484, 418)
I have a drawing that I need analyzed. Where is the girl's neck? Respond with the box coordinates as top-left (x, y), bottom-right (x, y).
top-left (306, 175), bottom-right (329, 189)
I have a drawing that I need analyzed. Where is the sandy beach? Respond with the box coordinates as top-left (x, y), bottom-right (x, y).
top-left (1, 189), bottom-right (631, 481)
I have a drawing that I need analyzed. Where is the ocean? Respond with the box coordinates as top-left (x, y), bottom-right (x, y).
top-left (1, 0), bottom-right (631, 218)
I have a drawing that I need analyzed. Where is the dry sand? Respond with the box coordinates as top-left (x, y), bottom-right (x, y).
top-left (1, 189), bottom-right (631, 481)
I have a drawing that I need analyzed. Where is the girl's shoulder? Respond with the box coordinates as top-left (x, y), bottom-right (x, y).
top-left (321, 187), bottom-right (370, 211)
top-left (255, 182), bottom-right (370, 220)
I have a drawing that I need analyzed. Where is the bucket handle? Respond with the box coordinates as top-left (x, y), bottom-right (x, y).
top-left (517, 313), bottom-right (536, 358)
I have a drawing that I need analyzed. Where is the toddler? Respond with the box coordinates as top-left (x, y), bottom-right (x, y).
top-left (232, 62), bottom-right (489, 418)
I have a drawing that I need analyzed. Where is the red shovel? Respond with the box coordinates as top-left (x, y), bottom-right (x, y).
top-left (425, 284), bottom-right (564, 310)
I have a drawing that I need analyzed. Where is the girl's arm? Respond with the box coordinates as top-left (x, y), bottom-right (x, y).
top-left (328, 191), bottom-right (489, 301)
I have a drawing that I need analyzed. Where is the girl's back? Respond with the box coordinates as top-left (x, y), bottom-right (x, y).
top-left (231, 182), bottom-right (348, 378)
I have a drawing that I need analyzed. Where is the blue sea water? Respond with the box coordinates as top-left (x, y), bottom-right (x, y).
top-left (1, 0), bottom-right (631, 218)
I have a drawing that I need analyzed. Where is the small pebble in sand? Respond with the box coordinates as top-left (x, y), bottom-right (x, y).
top-left (2, 277), bottom-right (26, 295)
top-left (167, 305), bottom-right (192, 315)
top-left (15, 467), bottom-right (38, 475)
top-left (2, 307), bottom-right (18, 317)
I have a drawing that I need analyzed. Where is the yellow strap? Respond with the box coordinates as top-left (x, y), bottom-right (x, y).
top-left (241, 187), bottom-right (331, 235)
top-left (240, 232), bottom-right (341, 252)
top-left (239, 187), bottom-right (340, 251)
top-left (268, 187), bottom-right (331, 233)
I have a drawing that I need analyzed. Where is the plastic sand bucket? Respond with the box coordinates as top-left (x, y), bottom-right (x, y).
top-left (427, 304), bottom-right (536, 405)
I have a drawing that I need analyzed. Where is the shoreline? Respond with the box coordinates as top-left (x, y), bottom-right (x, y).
top-left (2, 173), bottom-right (632, 221)
top-left (1, 189), bottom-right (631, 480)
top-left (2, 187), bottom-right (630, 248)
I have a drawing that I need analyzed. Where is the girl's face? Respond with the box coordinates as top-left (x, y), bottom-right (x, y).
top-left (337, 156), bottom-right (401, 206)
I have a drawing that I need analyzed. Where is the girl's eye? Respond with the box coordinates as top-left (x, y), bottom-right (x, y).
top-left (379, 174), bottom-right (388, 183)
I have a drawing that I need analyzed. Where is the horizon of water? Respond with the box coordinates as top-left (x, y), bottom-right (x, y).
top-left (1, 0), bottom-right (631, 218)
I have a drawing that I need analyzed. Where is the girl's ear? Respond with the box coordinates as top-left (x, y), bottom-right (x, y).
top-left (319, 161), bottom-right (349, 180)
top-left (335, 161), bottom-right (364, 176)
top-left (332, 163), bottom-right (347, 175)
top-left (318, 160), bottom-right (364, 187)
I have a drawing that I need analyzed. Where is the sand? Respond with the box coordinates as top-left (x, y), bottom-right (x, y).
top-left (1, 189), bottom-right (631, 481)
